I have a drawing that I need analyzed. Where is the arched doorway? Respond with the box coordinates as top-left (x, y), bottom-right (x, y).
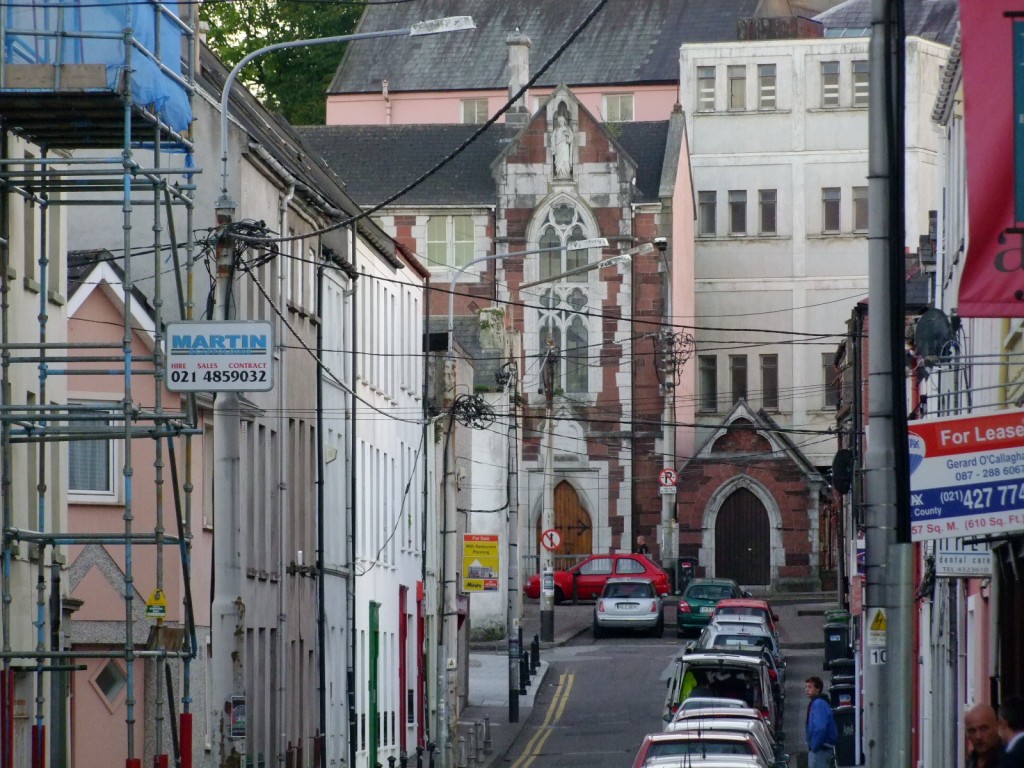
top-left (714, 488), bottom-right (770, 585)
top-left (536, 480), bottom-right (592, 567)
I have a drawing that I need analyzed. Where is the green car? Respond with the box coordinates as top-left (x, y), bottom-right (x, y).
top-left (676, 578), bottom-right (746, 637)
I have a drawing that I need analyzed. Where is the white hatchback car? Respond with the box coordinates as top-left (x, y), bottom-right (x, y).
top-left (593, 577), bottom-right (663, 638)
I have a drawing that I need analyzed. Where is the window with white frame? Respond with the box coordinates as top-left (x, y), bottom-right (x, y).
top-left (853, 186), bottom-right (869, 232)
top-left (426, 215), bottom-right (474, 269)
top-left (68, 404), bottom-right (118, 501)
top-left (760, 354), bottom-right (779, 411)
top-left (603, 93), bottom-right (634, 122)
top-left (699, 355), bottom-right (718, 412)
top-left (759, 189), bottom-right (777, 235)
top-left (729, 190), bottom-right (747, 235)
top-left (821, 61), bottom-right (840, 107)
top-left (822, 352), bottom-right (840, 408)
top-left (697, 66), bottom-right (716, 111)
top-left (730, 354), bottom-right (747, 403)
top-left (537, 203), bottom-right (592, 283)
top-left (852, 60), bottom-right (869, 107)
top-left (728, 65), bottom-right (746, 110)
top-left (758, 64), bottom-right (776, 109)
top-left (461, 99), bottom-right (488, 124)
top-left (533, 202), bottom-right (598, 394)
top-left (822, 187), bottom-right (841, 233)
top-left (698, 191), bottom-right (717, 237)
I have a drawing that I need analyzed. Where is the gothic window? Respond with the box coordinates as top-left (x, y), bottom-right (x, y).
top-left (537, 287), bottom-right (590, 394)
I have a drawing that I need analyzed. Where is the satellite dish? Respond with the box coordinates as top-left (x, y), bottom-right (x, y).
top-left (914, 308), bottom-right (954, 363)
top-left (831, 449), bottom-right (854, 495)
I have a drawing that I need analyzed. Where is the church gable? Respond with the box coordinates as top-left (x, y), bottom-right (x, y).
top-left (710, 418), bottom-right (774, 454)
top-left (498, 86), bottom-right (638, 209)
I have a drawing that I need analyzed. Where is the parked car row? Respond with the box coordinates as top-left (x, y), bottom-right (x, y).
top-left (626, 580), bottom-right (789, 768)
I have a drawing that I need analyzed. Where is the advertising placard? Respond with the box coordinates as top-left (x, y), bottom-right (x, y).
top-left (462, 534), bottom-right (499, 592)
top-left (908, 410), bottom-right (1024, 541)
top-left (165, 321), bottom-right (274, 392)
top-left (934, 537), bottom-right (992, 578)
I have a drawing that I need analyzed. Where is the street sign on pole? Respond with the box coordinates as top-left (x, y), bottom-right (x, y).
top-left (540, 529), bottom-right (561, 551)
top-left (659, 468), bottom-right (678, 487)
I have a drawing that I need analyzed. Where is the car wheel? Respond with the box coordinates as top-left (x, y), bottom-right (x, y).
top-left (553, 587), bottom-right (565, 605)
top-left (592, 619), bottom-right (604, 639)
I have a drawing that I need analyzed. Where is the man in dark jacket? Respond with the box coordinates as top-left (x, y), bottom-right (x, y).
top-left (998, 696), bottom-right (1024, 768)
top-left (966, 703), bottom-right (1004, 768)
top-left (805, 676), bottom-right (837, 768)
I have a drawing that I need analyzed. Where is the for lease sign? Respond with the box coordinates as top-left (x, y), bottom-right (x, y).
top-left (909, 410), bottom-right (1024, 541)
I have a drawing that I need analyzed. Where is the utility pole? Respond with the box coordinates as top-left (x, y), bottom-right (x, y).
top-left (539, 338), bottom-right (557, 642)
top-left (499, 362), bottom-right (521, 723)
top-left (211, 197), bottom-right (244, 768)
top-left (654, 326), bottom-right (693, 591)
top-left (863, 1), bottom-right (911, 766)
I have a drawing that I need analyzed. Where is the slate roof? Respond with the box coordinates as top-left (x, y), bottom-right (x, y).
top-left (328, 0), bottom-right (766, 94)
top-left (297, 121), bottom-right (672, 208)
top-left (815, 0), bottom-right (958, 45)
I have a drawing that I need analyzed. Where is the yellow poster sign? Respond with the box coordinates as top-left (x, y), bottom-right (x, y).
top-left (462, 534), bottom-right (500, 592)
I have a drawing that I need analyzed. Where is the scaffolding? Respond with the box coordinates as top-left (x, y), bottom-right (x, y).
top-left (0, 0), bottom-right (198, 765)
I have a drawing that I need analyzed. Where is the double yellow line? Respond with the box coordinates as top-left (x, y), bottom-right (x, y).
top-left (508, 672), bottom-right (575, 768)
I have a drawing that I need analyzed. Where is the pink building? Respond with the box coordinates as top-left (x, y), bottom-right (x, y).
top-left (65, 255), bottom-right (211, 767)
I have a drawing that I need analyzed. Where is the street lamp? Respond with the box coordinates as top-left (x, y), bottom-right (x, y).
top-left (218, 16), bottom-right (476, 205)
top-left (532, 240), bottom-right (656, 641)
top-left (209, 17), bottom-right (474, 768)
top-left (441, 238), bottom-right (607, 729)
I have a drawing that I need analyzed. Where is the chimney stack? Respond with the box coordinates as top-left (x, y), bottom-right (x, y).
top-left (506, 29), bottom-right (532, 126)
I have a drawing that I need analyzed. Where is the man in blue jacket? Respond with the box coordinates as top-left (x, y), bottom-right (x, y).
top-left (805, 676), bottom-right (838, 768)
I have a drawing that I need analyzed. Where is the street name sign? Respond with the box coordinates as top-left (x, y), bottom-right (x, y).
top-left (908, 410), bottom-right (1024, 541)
top-left (166, 321), bottom-right (274, 392)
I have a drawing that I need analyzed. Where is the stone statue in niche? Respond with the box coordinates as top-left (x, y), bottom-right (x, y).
top-left (552, 114), bottom-right (574, 179)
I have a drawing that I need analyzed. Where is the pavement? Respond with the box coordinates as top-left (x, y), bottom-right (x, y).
top-left (459, 591), bottom-right (841, 768)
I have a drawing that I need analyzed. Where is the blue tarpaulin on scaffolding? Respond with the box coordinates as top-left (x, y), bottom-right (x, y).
top-left (3, 0), bottom-right (192, 132)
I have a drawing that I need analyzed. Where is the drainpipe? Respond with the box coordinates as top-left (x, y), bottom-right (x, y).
top-left (383, 80), bottom-right (392, 126)
top-left (347, 224), bottom-right (359, 768)
top-left (277, 181), bottom-right (294, 766)
top-left (315, 241), bottom-right (326, 759)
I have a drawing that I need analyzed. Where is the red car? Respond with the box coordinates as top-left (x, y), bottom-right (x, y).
top-left (710, 598), bottom-right (780, 637)
top-left (524, 553), bottom-right (670, 602)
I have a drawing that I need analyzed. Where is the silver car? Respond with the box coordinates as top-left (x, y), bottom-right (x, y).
top-left (593, 577), bottom-right (663, 638)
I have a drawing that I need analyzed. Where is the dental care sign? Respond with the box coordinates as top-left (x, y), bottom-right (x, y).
top-left (909, 410), bottom-right (1024, 541)
top-left (165, 321), bottom-right (274, 392)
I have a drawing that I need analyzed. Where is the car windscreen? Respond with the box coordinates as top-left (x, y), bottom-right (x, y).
top-left (686, 585), bottom-right (734, 600)
top-left (604, 582), bottom-right (654, 599)
top-left (646, 740), bottom-right (754, 760)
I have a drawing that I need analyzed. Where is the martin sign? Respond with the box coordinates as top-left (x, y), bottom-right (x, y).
top-left (165, 321), bottom-right (274, 392)
top-left (908, 410), bottom-right (1024, 542)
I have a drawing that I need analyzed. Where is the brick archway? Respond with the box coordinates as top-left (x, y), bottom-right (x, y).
top-left (700, 474), bottom-right (783, 587)
top-left (535, 480), bottom-right (593, 560)
top-left (714, 488), bottom-right (771, 585)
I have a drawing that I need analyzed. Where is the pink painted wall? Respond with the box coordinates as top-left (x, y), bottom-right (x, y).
top-left (67, 280), bottom-right (211, 626)
top-left (67, 275), bottom-right (211, 767)
top-left (326, 85), bottom-right (679, 125)
top-left (71, 656), bottom-right (144, 767)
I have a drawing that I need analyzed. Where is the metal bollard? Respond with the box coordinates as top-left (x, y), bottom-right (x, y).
top-left (474, 721), bottom-right (485, 762)
top-left (457, 736), bottom-right (468, 768)
top-left (530, 635), bottom-right (540, 673)
top-left (467, 726), bottom-right (478, 766)
top-left (416, 745), bottom-right (424, 768)
top-left (401, 752), bottom-right (409, 768)
top-left (389, 757), bottom-right (397, 768)
top-left (483, 715), bottom-right (493, 755)
top-left (427, 741), bottom-right (436, 768)
top-left (520, 650), bottom-right (530, 690)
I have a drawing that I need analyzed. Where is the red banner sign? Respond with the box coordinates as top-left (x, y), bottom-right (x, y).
top-left (959, 2), bottom-right (1024, 317)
